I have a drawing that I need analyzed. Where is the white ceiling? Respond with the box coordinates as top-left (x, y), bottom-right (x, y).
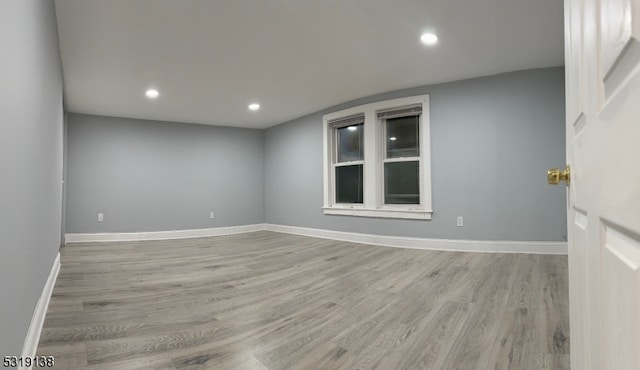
top-left (54, 0), bottom-right (564, 129)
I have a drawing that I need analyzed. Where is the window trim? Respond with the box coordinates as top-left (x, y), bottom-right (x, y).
top-left (322, 95), bottom-right (432, 220)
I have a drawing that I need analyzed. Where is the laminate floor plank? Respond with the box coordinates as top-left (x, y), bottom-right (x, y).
top-left (37, 231), bottom-right (569, 369)
top-left (375, 301), bottom-right (472, 370)
top-left (486, 307), bottom-right (536, 370)
top-left (36, 342), bottom-right (88, 369)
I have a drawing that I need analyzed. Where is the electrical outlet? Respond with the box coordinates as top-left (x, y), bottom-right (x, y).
top-left (209, 211), bottom-right (215, 219)
top-left (97, 212), bottom-right (104, 222)
top-left (456, 216), bottom-right (463, 227)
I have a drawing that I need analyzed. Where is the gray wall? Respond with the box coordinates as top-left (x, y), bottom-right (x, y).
top-left (66, 114), bottom-right (264, 233)
top-left (0, 0), bottom-right (64, 357)
top-left (265, 67), bottom-right (567, 241)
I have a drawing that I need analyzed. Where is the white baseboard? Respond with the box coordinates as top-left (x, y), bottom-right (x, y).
top-left (264, 224), bottom-right (568, 255)
top-left (64, 223), bottom-right (567, 254)
top-left (20, 253), bottom-right (60, 370)
top-left (65, 224), bottom-right (266, 244)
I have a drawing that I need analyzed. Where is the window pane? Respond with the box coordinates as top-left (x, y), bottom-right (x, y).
top-left (386, 115), bottom-right (419, 158)
top-left (384, 161), bottom-right (419, 204)
top-left (337, 123), bottom-right (364, 162)
top-left (335, 165), bottom-right (363, 203)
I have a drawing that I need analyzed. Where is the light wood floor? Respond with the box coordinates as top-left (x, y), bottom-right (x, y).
top-left (37, 231), bottom-right (569, 369)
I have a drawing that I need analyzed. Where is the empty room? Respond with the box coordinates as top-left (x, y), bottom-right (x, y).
top-left (2, 0), bottom-right (639, 369)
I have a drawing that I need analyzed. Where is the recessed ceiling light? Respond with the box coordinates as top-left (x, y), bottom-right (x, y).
top-left (145, 89), bottom-right (159, 99)
top-left (420, 33), bottom-right (438, 46)
top-left (347, 126), bottom-right (358, 131)
top-left (248, 103), bottom-right (260, 111)
top-left (389, 137), bottom-right (397, 141)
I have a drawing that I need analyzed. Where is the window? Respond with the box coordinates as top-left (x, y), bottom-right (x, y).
top-left (323, 95), bottom-right (432, 219)
top-left (332, 115), bottom-right (364, 204)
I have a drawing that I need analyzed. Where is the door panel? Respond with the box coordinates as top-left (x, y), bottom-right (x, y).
top-left (565, 0), bottom-right (640, 368)
top-left (566, 0), bottom-right (584, 123)
top-left (599, 0), bottom-right (633, 73)
top-left (601, 224), bottom-right (640, 369)
top-left (600, 0), bottom-right (640, 97)
top-left (569, 209), bottom-right (587, 370)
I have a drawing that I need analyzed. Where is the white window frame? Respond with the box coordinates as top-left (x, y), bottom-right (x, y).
top-left (322, 95), bottom-right (432, 220)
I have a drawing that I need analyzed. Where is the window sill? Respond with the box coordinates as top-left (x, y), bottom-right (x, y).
top-left (322, 206), bottom-right (432, 220)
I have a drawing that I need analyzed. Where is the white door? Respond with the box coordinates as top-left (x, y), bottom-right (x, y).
top-left (562, 0), bottom-right (640, 369)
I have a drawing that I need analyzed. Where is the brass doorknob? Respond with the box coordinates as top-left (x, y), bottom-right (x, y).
top-left (547, 165), bottom-right (570, 186)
